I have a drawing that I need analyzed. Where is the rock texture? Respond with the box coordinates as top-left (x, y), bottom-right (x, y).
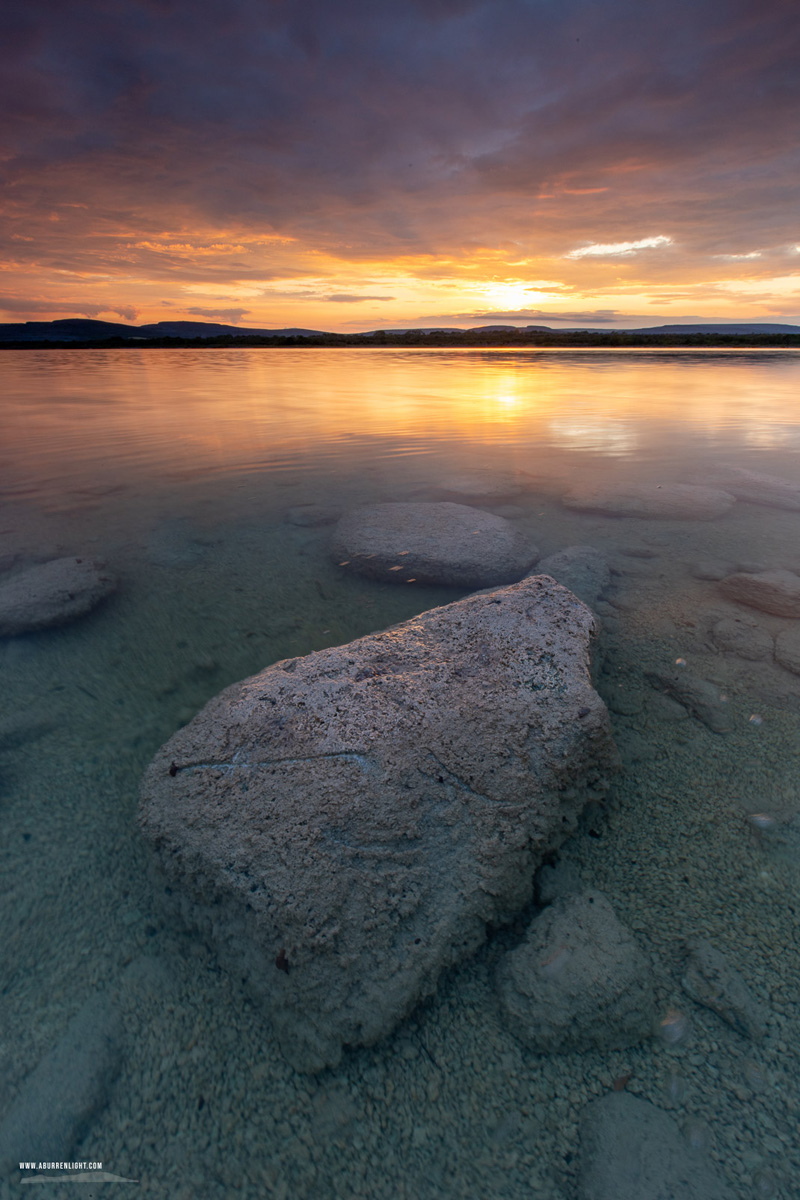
top-left (711, 616), bottom-right (773, 661)
top-left (682, 938), bottom-right (768, 1039)
top-left (331, 502), bottom-right (538, 587)
top-left (562, 483), bottom-right (735, 520)
top-left (139, 576), bottom-right (617, 1071)
top-left (495, 890), bottom-right (655, 1053)
top-left (710, 466), bottom-right (800, 511)
top-left (719, 569), bottom-right (800, 617)
top-left (0, 557), bottom-right (116, 636)
top-left (534, 546), bottom-right (610, 609)
top-left (578, 1092), bottom-right (734, 1200)
top-left (0, 995), bottom-right (121, 1170)
top-left (775, 626), bottom-right (800, 675)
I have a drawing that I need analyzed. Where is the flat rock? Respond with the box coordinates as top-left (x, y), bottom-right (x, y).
top-left (535, 546), bottom-right (610, 608)
top-left (710, 466), bottom-right (800, 511)
top-left (645, 669), bottom-right (732, 733)
top-left (682, 938), bottom-right (768, 1039)
top-left (711, 616), bottom-right (773, 661)
top-left (285, 504), bottom-right (342, 527)
top-left (0, 994), bottom-right (121, 1169)
top-left (578, 1091), bottom-right (734, 1200)
top-left (139, 577), bottom-right (617, 1071)
top-left (719, 569), bottom-right (800, 617)
top-left (563, 483), bottom-right (735, 520)
top-left (0, 557), bottom-right (116, 636)
top-left (775, 626), bottom-right (800, 675)
top-left (495, 890), bottom-right (655, 1053)
top-left (331, 502), bottom-right (539, 587)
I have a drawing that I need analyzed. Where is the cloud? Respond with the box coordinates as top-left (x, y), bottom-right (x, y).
top-left (1, 0), bottom-right (799, 321)
top-left (0, 296), bottom-right (137, 320)
top-left (185, 306), bottom-right (251, 322)
top-left (323, 293), bottom-right (396, 302)
top-left (566, 236), bottom-right (673, 260)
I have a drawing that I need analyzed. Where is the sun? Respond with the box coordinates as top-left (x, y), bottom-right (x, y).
top-left (478, 281), bottom-right (561, 312)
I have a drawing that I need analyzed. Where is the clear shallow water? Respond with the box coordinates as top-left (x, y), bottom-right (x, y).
top-left (1, 348), bottom-right (799, 1198)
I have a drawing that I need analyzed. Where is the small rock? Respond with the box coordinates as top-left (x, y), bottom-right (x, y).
top-left (711, 616), bottom-right (774, 661)
top-left (578, 1091), bottom-right (735, 1200)
top-left (331, 502), bottom-right (539, 588)
top-left (0, 994), bottom-right (121, 1169)
top-left (606, 690), bottom-right (643, 716)
top-left (535, 546), bottom-right (611, 608)
top-left (0, 709), bottom-right (56, 750)
top-left (563, 483), bottom-right (735, 520)
top-left (645, 669), bottom-right (731, 733)
top-left (285, 504), bottom-right (342, 527)
top-left (0, 558), bottom-right (116, 636)
top-left (495, 890), bottom-right (656, 1052)
top-left (719, 569), bottom-right (800, 618)
top-left (775, 627), bottom-right (800, 675)
top-left (682, 938), bottom-right (768, 1039)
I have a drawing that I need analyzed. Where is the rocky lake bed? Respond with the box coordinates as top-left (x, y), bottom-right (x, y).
top-left (1, 458), bottom-right (800, 1198)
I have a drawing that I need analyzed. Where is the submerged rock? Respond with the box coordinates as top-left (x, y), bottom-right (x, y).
top-left (331, 501), bottom-right (538, 587)
top-left (775, 626), bottom-right (800, 675)
top-left (578, 1092), bottom-right (734, 1200)
top-left (535, 545), bottom-right (611, 609)
top-left (645, 668), bottom-right (732, 734)
top-left (496, 890), bottom-right (656, 1053)
top-left (434, 470), bottom-right (530, 500)
top-left (711, 616), bottom-right (774, 661)
top-left (710, 466), bottom-right (800, 511)
top-left (562, 483), bottom-right (735, 520)
top-left (0, 557), bottom-right (116, 636)
top-left (682, 937), bottom-right (768, 1040)
top-left (139, 576), bottom-right (617, 1071)
top-left (0, 994), bottom-right (121, 1170)
top-left (719, 569), bottom-right (800, 618)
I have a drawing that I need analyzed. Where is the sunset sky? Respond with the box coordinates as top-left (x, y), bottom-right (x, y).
top-left (3, 0), bottom-right (799, 332)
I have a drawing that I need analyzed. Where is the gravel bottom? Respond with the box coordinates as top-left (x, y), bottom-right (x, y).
top-left (1, 494), bottom-right (799, 1199)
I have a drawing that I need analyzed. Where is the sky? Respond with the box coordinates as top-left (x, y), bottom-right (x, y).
top-left (2, 0), bottom-right (799, 331)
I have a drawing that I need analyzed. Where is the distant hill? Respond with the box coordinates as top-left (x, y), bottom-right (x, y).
top-left (0, 318), bottom-right (327, 342)
top-left (1, 318), bottom-right (798, 344)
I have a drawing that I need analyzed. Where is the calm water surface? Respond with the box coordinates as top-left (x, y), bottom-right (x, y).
top-left (1, 349), bottom-right (799, 1198)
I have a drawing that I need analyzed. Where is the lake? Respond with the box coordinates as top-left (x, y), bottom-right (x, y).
top-left (1, 348), bottom-right (799, 1198)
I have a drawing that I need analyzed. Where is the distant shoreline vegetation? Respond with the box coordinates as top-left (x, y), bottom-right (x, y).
top-left (3, 330), bottom-right (800, 349)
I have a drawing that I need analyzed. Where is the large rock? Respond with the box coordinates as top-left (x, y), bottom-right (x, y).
top-left (719, 569), bottom-right (800, 617)
top-left (0, 557), bottom-right (116, 636)
top-left (534, 546), bottom-right (610, 609)
top-left (710, 466), bottom-right (800, 511)
top-left (495, 890), bottom-right (655, 1052)
top-left (563, 483), bottom-right (735, 520)
top-left (433, 470), bottom-right (530, 501)
top-left (139, 577), bottom-right (617, 1071)
top-left (331, 502), bottom-right (538, 587)
top-left (578, 1092), bottom-right (734, 1200)
top-left (0, 995), bottom-right (121, 1170)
